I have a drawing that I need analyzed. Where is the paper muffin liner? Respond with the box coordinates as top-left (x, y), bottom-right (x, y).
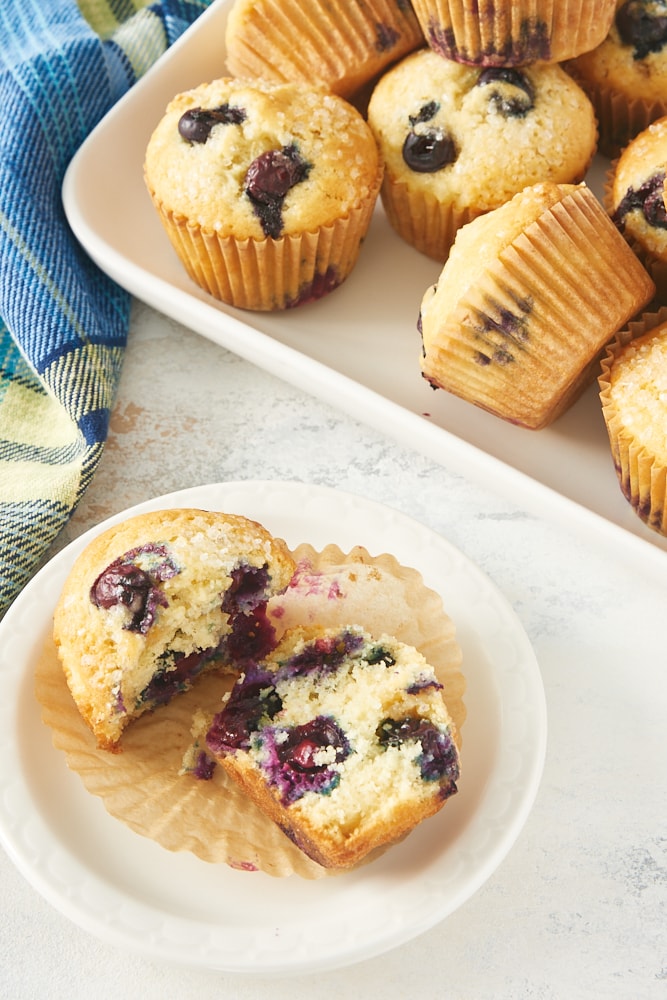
top-left (148, 164), bottom-right (382, 312)
top-left (598, 308), bottom-right (667, 536)
top-left (422, 185), bottom-right (656, 429)
top-left (378, 105), bottom-right (598, 265)
top-left (568, 69), bottom-right (667, 160)
top-left (410, 0), bottom-right (615, 66)
top-left (225, 0), bottom-right (424, 98)
top-left (603, 158), bottom-right (667, 305)
top-left (380, 176), bottom-right (482, 262)
top-left (36, 544), bottom-right (465, 880)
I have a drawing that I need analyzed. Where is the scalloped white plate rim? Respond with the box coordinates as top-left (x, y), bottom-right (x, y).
top-left (0, 480), bottom-right (546, 975)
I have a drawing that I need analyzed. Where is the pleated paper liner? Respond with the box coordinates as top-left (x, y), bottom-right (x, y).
top-left (566, 57), bottom-right (667, 161)
top-left (148, 163), bottom-right (382, 311)
top-left (36, 544), bottom-right (465, 879)
top-left (599, 307), bottom-right (667, 537)
top-left (379, 131), bottom-right (598, 267)
top-left (410, 0), bottom-right (615, 67)
top-left (420, 184), bottom-right (656, 430)
top-left (380, 177), bottom-right (482, 263)
top-left (224, 0), bottom-right (424, 98)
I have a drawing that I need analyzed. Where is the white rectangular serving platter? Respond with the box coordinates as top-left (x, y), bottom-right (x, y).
top-left (63, 0), bottom-right (667, 582)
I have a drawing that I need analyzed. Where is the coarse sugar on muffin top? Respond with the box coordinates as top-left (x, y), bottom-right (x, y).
top-left (367, 50), bottom-right (596, 213)
top-left (144, 77), bottom-right (381, 240)
top-left (607, 331), bottom-right (667, 461)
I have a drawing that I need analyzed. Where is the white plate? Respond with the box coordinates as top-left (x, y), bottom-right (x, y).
top-left (61, 0), bottom-right (667, 578)
top-left (0, 481), bottom-right (545, 974)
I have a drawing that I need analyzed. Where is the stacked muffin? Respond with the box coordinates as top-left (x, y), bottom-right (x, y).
top-left (419, 181), bottom-right (654, 429)
top-left (358, 0), bottom-right (653, 429)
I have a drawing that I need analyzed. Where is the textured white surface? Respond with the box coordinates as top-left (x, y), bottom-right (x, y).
top-left (2, 300), bottom-right (666, 998)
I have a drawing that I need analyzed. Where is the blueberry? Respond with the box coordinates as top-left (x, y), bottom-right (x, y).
top-left (402, 129), bottom-right (457, 172)
top-left (244, 144), bottom-right (311, 238)
top-left (643, 173), bottom-right (667, 226)
top-left (407, 676), bottom-right (443, 695)
top-left (91, 563), bottom-right (152, 614)
top-left (377, 716), bottom-right (459, 782)
top-left (221, 563), bottom-right (271, 614)
top-left (409, 101), bottom-right (440, 127)
top-left (285, 266), bottom-right (341, 307)
top-left (276, 716), bottom-right (349, 771)
top-left (137, 645), bottom-right (219, 707)
top-left (265, 715), bottom-right (351, 804)
top-left (192, 750), bottom-right (216, 780)
top-left (206, 669), bottom-right (282, 753)
top-left (364, 644), bottom-right (396, 666)
top-left (89, 543), bottom-right (179, 633)
top-left (613, 169), bottom-right (667, 230)
top-left (225, 605), bottom-right (278, 662)
top-left (278, 629), bottom-right (365, 679)
top-left (178, 103), bottom-right (246, 143)
top-left (476, 67), bottom-right (535, 118)
top-left (427, 18), bottom-right (550, 63)
top-left (417, 725), bottom-right (460, 783)
top-left (616, 1), bottom-right (667, 60)
top-left (375, 22), bottom-right (400, 52)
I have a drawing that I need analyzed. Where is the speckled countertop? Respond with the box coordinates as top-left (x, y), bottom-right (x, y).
top-left (2, 299), bottom-right (665, 1000)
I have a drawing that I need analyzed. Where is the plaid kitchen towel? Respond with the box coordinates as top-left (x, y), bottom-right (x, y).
top-left (0, 0), bottom-right (212, 618)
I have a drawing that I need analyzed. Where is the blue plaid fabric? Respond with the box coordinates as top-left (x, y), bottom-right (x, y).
top-left (0, 0), bottom-right (212, 617)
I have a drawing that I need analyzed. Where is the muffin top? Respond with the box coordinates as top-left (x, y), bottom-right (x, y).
top-left (609, 116), bottom-right (667, 259)
top-left (570, 0), bottom-right (667, 102)
top-left (367, 49), bottom-right (596, 211)
top-left (144, 77), bottom-right (381, 240)
top-left (606, 324), bottom-right (667, 461)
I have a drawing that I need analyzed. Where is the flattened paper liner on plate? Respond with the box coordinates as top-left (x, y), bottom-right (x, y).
top-left (35, 543), bottom-right (465, 879)
top-left (268, 544), bottom-right (466, 737)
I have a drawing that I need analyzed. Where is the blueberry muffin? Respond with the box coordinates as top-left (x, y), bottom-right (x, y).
top-left (41, 545), bottom-right (465, 877)
top-left (367, 49), bottom-right (597, 260)
top-left (204, 624), bottom-right (461, 869)
top-left (53, 508), bottom-right (296, 751)
top-left (567, 1), bottom-right (667, 158)
top-left (410, 0), bottom-right (616, 67)
top-left (144, 77), bottom-right (383, 310)
top-left (599, 311), bottom-right (667, 535)
top-left (419, 182), bottom-right (656, 429)
top-left (606, 116), bottom-right (667, 301)
top-left (225, 0), bottom-right (424, 99)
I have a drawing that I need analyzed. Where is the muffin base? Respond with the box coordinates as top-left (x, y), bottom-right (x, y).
top-left (225, 0), bottom-right (424, 98)
top-left (567, 69), bottom-right (667, 160)
top-left (148, 162), bottom-right (382, 311)
top-left (420, 185), bottom-right (656, 429)
top-left (380, 176), bottom-right (482, 262)
top-left (411, 0), bottom-right (615, 66)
